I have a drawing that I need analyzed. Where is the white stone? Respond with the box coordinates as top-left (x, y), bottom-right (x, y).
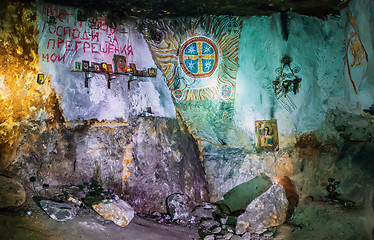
top-left (236, 184), bottom-right (288, 234)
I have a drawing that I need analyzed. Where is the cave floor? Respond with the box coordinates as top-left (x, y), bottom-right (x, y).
top-left (0, 198), bottom-right (199, 240)
top-left (0, 197), bottom-right (371, 240)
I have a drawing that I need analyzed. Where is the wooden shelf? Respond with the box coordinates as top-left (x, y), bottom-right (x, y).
top-left (71, 70), bottom-right (156, 89)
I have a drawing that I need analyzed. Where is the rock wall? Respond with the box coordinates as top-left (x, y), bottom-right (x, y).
top-left (3, 115), bottom-right (208, 213)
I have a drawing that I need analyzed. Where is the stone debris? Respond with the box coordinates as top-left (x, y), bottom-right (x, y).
top-left (212, 226), bottom-right (222, 234)
top-left (166, 193), bottom-right (192, 222)
top-left (0, 176), bottom-right (26, 208)
top-left (136, 186), bottom-right (283, 239)
top-left (236, 183), bottom-right (288, 234)
top-left (92, 199), bottom-right (134, 227)
top-left (200, 219), bottom-right (220, 231)
top-left (192, 205), bottom-right (215, 219)
top-left (40, 200), bottom-right (77, 221)
top-left (204, 235), bottom-right (215, 240)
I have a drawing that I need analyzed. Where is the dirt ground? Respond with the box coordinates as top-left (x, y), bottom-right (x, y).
top-left (0, 198), bottom-right (199, 240)
top-left (1, 196), bottom-right (372, 240)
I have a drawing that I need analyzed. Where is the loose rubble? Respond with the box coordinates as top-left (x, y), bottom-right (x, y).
top-left (92, 199), bottom-right (134, 227)
top-left (40, 200), bottom-right (78, 221)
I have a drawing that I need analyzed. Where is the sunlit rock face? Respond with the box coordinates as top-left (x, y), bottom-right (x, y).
top-left (0, 2), bottom-right (51, 170)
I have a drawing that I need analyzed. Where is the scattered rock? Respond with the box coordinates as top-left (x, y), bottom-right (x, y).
top-left (236, 184), bottom-right (288, 234)
top-left (212, 226), bottom-right (222, 234)
top-left (221, 232), bottom-right (234, 239)
top-left (0, 176), bottom-right (26, 208)
top-left (241, 231), bottom-right (251, 240)
top-left (201, 202), bottom-right (218, 211)
top-left (192, 205), bottom-right (214, 219)
top-left (262, 230), bottom-right (273, 237)
top-left (166, 193), bottom-right (192, 221)
top-left (40, 200), bottom-right (77, 221)
top-left (220, 217), bottom-right (228, 224)
top-left (203, 235), bottom-right (215, 240)
top-left (151, 211), bottom-right (162, 218)
top-left (92, 199), bottom-right (134, 227)
top-left (200, 219), bottom-right (220, 232)
top-left (231, 235), bottom-right (242, 240)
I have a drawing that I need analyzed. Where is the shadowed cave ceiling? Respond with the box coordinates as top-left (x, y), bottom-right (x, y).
top-left (6, 0), bottom-right (342, 19)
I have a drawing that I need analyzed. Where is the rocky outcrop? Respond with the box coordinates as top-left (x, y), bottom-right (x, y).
top-left (3, 116), bottom-right (209, 214)
top-left (0, 176), bottom-right (26, 208)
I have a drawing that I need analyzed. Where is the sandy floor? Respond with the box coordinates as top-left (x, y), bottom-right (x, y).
top-left (0, 198), bottom-right (199, 240)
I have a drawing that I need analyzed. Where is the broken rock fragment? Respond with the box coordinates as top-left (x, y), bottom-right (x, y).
top-left (40, 200), bottom-right (77, 221)
top-left (92, 199), bottom-right (134, 227)
top-left (166, 193), bottom-right (192, 221)
top-left (236, 183), bottom-right (288, 234)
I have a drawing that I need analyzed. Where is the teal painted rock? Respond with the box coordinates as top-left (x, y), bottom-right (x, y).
top-left (216, 173), bottom-right (273, 213)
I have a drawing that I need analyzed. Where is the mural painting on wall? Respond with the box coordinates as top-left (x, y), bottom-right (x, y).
top-left (255, 120), bottom-right (279, 152)
top-left (37, 4), bottom-right (134, 65)
top-left (141, 17), bottom-right (242, 102)
top-left (346, 11), bottom-right (369, 94)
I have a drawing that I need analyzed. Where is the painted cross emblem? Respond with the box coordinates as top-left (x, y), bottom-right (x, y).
top-left (225, 20), bottom-right (240, 35)
top-left (179, 37), bottom-right (219, 78)
top-left (221, 84), bottom-right (232, 99)
top-left (174, 90), bottom-right (182, 99)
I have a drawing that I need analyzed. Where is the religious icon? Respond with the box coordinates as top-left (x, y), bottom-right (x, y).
top-left (82, 60), bottom-right (89, 71)
top-left (91, 62), bottom-right (101, 72)
top-left (148, 67), bottom-right (157, 77)
top-left (107, 64), bottom-right (113, 73)
top-left (74, 62), bottom-right (81, 71)
top-left (37, 73), bottom-right (45, 84)
top-left (255, 120), bottom-right (279, 152)
top-left (113, 54), bottom-right (127, 73)
top-left (101, 63), bottom-right (108, 73)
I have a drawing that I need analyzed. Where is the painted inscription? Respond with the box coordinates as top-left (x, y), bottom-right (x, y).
top-left (39, 5), bottom-right (134, 64)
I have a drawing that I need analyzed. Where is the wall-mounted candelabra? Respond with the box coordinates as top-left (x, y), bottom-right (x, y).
top-left (272, 55), bottom-right (302, 113)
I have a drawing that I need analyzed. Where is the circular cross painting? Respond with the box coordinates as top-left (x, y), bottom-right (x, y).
top-left (179, 37), bottom-right (219, 78)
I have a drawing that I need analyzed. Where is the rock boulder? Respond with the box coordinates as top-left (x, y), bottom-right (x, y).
top-left (236, 183), bottom-right (288, 234)
top-left (40, 200), bottom-right (77, 221)
top-left (92, 199), bottom-right (134, 227)
top-left (0, 176), bottom-right (26, 208)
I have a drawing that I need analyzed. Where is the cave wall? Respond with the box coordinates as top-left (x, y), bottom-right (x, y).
top-left (0, 1), bottom-right (208, 214)
top-left (140, 3), bottom-right (374, 235)
top-left (0, 0), bottom-right (373, 232)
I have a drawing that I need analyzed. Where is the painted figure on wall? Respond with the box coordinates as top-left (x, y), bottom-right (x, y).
top-left (346, 11), bottom-right (369, 94)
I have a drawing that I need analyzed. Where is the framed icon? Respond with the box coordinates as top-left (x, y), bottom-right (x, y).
top-left (148, 67), bottom-right (157, 77)
top-left (113, 54), bottom-right (127, 73)
top-left (107, 64), bottom-right (113, 73)
top-left (74, 62), bottom-right (81, 71)
top-left (255, 120), bottom-right (279, 152)
top-left (82, 60), bottom-right (89, 71)
top-left (37, 73), bottom-right (45, 84)
top-left (91, 62), bottom-right (101, 72)
top-left (101, 63), bottom-right (108, 73)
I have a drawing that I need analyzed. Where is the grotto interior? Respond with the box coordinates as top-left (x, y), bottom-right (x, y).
top-left (0, 0), bottom-right (373, 239)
